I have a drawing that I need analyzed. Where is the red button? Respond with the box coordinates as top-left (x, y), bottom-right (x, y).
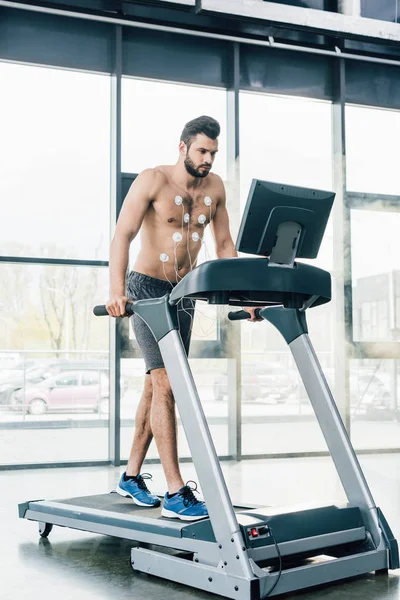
top-left (251, 528), bottom-right (259, 537)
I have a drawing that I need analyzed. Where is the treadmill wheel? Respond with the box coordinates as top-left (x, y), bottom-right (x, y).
top-left (38, 522), bottom-right (53, 538)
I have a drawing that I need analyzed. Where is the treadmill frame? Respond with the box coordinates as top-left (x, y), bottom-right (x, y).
top-left (19, 297), bottom-right (398, 599)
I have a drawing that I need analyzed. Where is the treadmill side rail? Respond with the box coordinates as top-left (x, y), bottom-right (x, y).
top-left (289, 333), bottom-right (382, 547)
top-left (22, 503), bottom-right (221, 561)
top-left (158, 329), bottom-right (254, 579)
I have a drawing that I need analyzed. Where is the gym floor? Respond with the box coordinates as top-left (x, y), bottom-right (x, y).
top-left (2, 454), bottom-right (400, 600)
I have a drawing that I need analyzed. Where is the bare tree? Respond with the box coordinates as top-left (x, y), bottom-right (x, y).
top-left (38, 236), bottom-right (105, 353)
top-left (39, 268), bottom-right (66, 353)
top-left (0, 243), bottom-right (33, 348)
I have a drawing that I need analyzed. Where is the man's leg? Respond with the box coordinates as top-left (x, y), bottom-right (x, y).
top-left (126, 374), bottom-right (153, 476)
top-left (150, 367), bottom-right (185, 494)
top-left (151, 365), bottom-right (209, 521)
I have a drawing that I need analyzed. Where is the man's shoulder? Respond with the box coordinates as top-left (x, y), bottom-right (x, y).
top-left (207, 172), bottom-right (224, 187)
top-left (138, 166), bottom-right (169, 183)
top-left (213, 171), bottom-right (224, 180)
top-left (135, 167), bottom-right (170, 195)
top-left (207, 173), bottom-right (225, 195)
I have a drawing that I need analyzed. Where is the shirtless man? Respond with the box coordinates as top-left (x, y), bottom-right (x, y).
top-left (106, 116), bottom-right (258, 521)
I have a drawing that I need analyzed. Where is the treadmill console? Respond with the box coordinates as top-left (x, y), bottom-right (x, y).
top-left (236, 180), bottom-right (335, 266)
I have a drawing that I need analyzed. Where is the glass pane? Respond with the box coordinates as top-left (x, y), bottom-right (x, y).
top-left (122, 78), bottom-right (227, 179)
top-left (346, 105), bottom-right (400, 195)
top-left (120, 358), bottom-right (229, 460)
top-left (55, 374), bottom-right (79, 386)
top-left (0, 264), bottom-right (109, 465)
top-left (351, 209), bottom-right (400, 342)
top-left (240, 347), bottom-right (335, 455)
top-left (0, 62), bottom-right (111, 260)
top-left (351, 359), bottom-right (400, 450)
top-left (82, 371), bottom-right (100, 385)
top-left (361, 0), bottom-right (399, 22)
top-left (260, 0), bottom-right (327, 8)
top-left (240, 92), bottom-right (333, 203)
top-left (239, 92), bottom-right (334, 454)
top-left (126, 298), bottom-right (218, 346)
top-left (191, 301), bottom-right (218, 341)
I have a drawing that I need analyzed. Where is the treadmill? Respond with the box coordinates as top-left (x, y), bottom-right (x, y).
top-left (19, 180), bottom-right (399, 599)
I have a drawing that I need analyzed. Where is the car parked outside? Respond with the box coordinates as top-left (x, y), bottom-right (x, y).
top-left (11, 370), bottom-right (110, 415)
top-left (0, 360), bottom-right (110, 407)
top-left (351, 374), bottom-right (396, 420)
top-left (295, 369), bottom-right (397, 420)
top-left (213, 360), bottom-right (296, 403)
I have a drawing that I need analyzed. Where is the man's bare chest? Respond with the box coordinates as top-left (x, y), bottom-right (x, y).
top-left (153, 191), bottom-right (217, 228)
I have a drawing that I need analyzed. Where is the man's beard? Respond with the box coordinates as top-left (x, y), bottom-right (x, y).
top-left (184, 156), bottom-right (210, 178)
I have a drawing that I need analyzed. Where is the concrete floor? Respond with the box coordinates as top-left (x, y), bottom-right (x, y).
top-left (1, 454), bottom-right (400, 600)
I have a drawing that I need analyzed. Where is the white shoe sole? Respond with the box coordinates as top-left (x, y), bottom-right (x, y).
top-left (116, 485), bottom-right (160, 507)
top-left (161, 507), bottom-right (209, 521)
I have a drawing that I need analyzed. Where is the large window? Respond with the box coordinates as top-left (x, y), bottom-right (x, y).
top-left (0, 63), bottom-right (111, 466)
top-left (0, 62), bottom-right (111, 261)
top-left (347, 106), bottom-right (400, 450)
top-left (2, 23), bottom-right (399, 470)
top-left (240, 92), bottom-right (334, 455)
top-left (120, 78), bottom-right (229, 459)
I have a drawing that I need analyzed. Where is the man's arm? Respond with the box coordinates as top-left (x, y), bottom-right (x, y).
top-left (210, 177), bottom-right (262, 322)
top-left (107, 169), bottom-right (156, 317)
top-left (210, 178), bottom-right (237, 259)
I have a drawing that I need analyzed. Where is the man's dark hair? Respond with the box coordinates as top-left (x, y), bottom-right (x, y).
top-left (180, 115), bottom-right (220, 149)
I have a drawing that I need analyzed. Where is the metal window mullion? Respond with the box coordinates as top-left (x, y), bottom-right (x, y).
top-left (332, 57), bottom-right (352, 434)
top-left (109, 24), bottom-right (122, 466)
top-left (338, 1), bottom-right (361, 17)
top-left (226, 42), bottom-right (242, 461)
top-left (0, 461), bottom-right (111, 471)
top-left (0, 256), bottom-right (108, 266)
top-left (347, 192), bottom-right (400, 211)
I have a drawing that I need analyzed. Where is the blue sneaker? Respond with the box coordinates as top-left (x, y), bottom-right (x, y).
top-left (116, 472), bottom-right (161, 507)
top-left (161, 481), bottom-right (209, 521)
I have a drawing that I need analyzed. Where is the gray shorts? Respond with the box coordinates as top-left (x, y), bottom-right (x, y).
top-left (127, 271), bottom-right (195, 375)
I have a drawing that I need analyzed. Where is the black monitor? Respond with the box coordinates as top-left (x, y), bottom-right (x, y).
top-left (236, 180), bottom-right (335, 265)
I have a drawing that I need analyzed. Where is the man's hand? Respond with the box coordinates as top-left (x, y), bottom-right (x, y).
top-left (106, 295), bottom-right (132, 318)
top-left (244, 307), bottom-right (264, 322)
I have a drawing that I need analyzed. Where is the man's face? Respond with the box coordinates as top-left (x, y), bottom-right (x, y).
top-left (183, 134), bottom-right (218, 178)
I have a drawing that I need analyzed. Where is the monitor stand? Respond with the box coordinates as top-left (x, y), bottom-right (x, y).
top-left (267, 221), bottom-right (303, 268)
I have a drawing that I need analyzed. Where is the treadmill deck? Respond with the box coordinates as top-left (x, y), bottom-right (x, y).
top-left (19, 492), bottom-right (367, 549)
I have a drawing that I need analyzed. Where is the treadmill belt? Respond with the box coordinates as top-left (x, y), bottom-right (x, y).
top-left (57, 492), bottom-right (164, 519)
